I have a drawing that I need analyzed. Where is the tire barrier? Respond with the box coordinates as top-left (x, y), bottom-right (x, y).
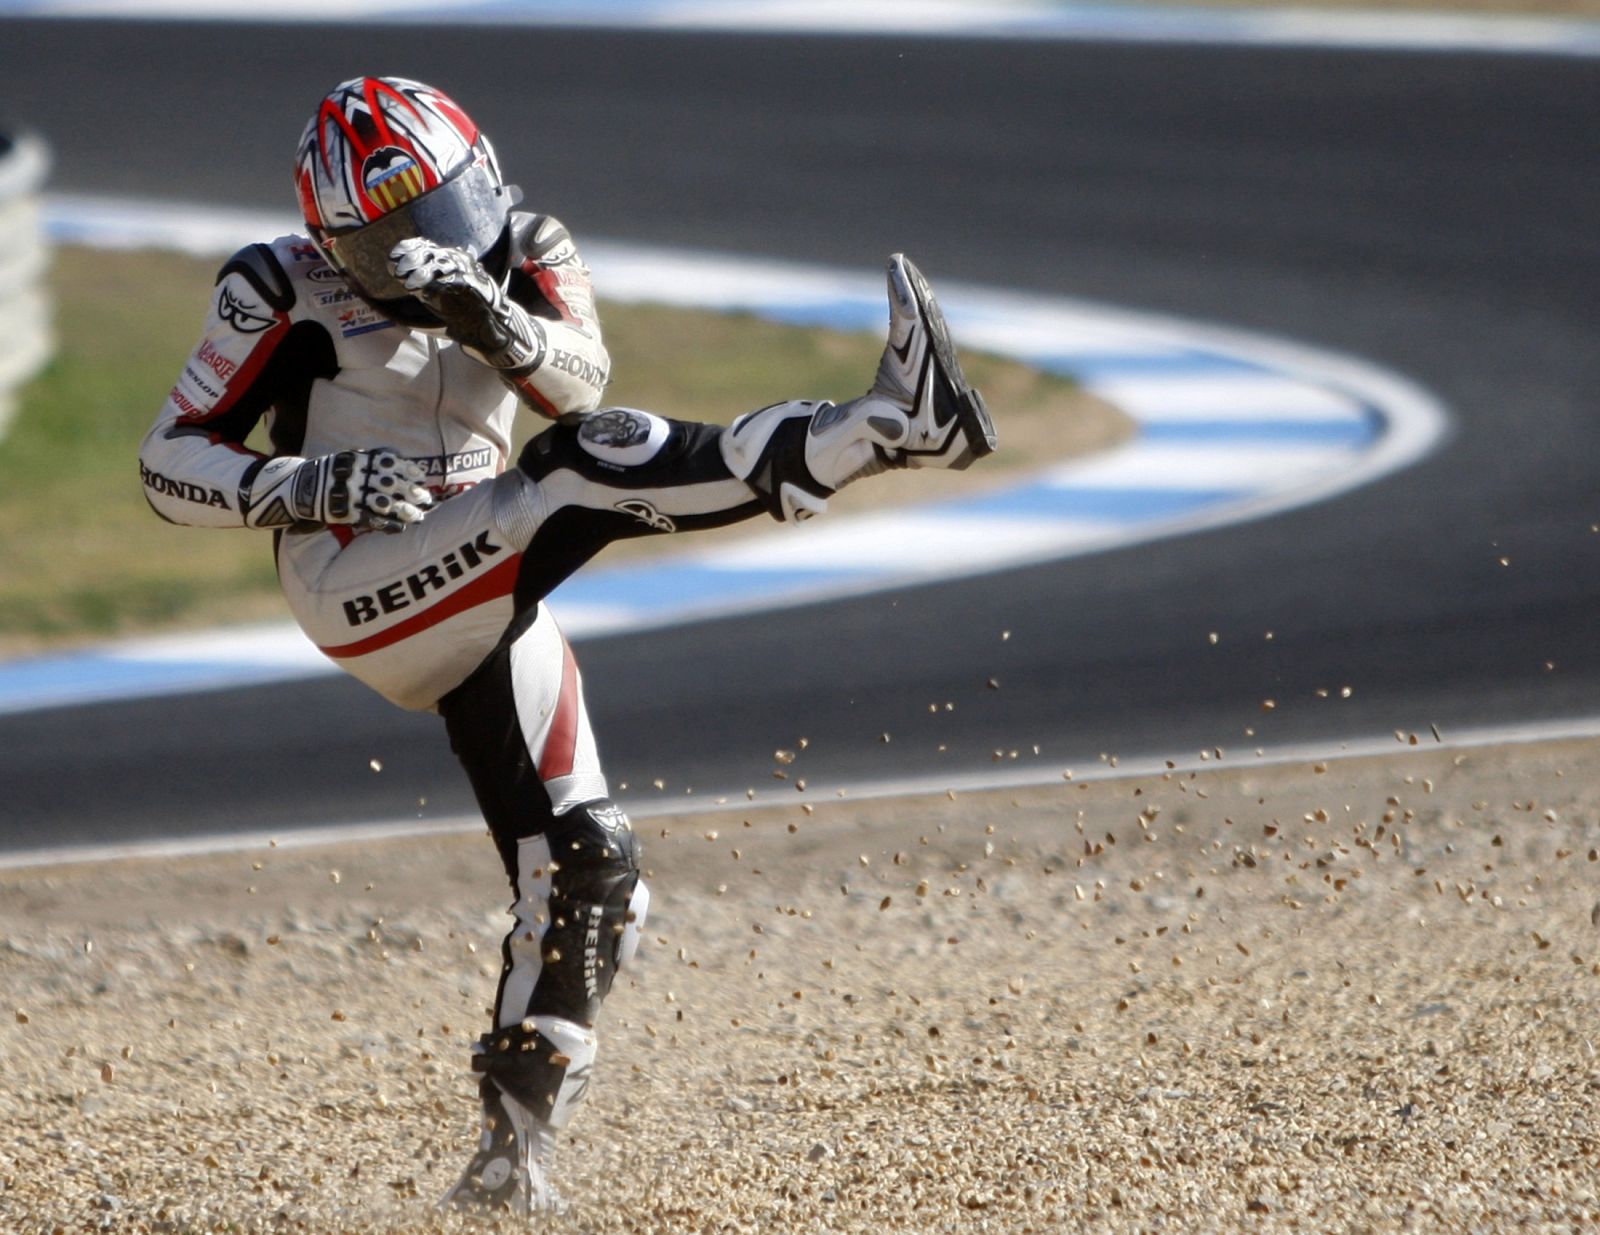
top-left (0, 131), bottom-right (53, 443)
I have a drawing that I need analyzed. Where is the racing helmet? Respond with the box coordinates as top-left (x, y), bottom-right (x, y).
top-left (294, 76), bottom-right (522, 305)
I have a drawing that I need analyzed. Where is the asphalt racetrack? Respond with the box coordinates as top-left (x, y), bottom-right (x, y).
top-left (2, 19), bottom-right (1598, 846)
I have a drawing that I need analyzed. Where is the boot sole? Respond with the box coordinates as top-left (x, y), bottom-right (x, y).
top-left (895, 255), bottom-right (998, 470)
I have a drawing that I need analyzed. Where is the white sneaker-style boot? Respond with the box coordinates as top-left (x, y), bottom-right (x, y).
top-left (440, 1074), bottom-right (565, 1216)
top-left (722, 254), bottom-right (995, 521)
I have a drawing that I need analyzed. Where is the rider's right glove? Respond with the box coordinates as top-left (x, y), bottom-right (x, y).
top-left (243, 448), bottom-right (434, 534)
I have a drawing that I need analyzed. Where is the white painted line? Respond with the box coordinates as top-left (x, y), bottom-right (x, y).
top-left (1091, 376), bottom-right (1369, 421)
top-left (108, 621), bottom-right (329, 667)
top-left (700, 511), bottom-right (1086, 572)
top-left (1048, 444), bottom-right (1357, 490)
top-left (7, 712), bottom-right (1598, 872)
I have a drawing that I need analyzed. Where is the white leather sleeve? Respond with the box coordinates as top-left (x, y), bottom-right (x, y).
top-left (500, 214), bottom-right (611, 419)
top-left (138, 248), bottom-right (295, 528)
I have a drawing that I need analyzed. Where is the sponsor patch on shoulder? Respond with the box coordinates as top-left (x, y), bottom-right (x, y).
top-left (217, 283), bottom-right (275, 334)
top-left (337, 306), bottom-right (395, 338)
top-left (313, 286), bottom-right (357, 308)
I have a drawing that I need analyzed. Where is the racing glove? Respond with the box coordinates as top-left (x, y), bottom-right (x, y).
top-left (243, 448), bottom-right (433, 533)
top-left (389, 238), bottom-right (546, 372)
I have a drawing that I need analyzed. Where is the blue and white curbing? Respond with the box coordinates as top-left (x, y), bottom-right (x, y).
top-left (0, 196), bottom-right (1446, 715)
top-left (1, 0), bottom-right (1598, 59)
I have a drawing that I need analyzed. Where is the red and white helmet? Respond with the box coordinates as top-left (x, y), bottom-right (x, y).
top-left (294, 76), bottom-right (521, 303)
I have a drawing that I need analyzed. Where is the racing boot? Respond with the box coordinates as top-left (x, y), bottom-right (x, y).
top-left (863, 252), bottom-right (997, 470)
top-left (439, 1073), bottom-right (564, 1217)
top-left (721, 254), bottom-right (996, 522)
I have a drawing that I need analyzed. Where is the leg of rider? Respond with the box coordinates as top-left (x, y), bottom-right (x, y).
top-left (491, 396), bottom-right (910, 609)
top-left (493, 255), bottom-right (994, 559)
top-left (435, 255), bottom-right (992, 1210)
top-left (491, 254), bottom-right (995, 588)
top-left (431, 410), bottom-right (771, 1212)
top-left (495, 408), bottom-right (770, 606)
top-left (436, 608), bottom-right (647, 1213)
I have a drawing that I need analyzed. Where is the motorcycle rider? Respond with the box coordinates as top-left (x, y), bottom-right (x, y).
top-left (138, 75), bottom-right (994, 1215)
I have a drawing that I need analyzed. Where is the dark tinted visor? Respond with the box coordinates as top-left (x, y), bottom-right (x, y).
top-left (324, 163), bottom-right (522, 301)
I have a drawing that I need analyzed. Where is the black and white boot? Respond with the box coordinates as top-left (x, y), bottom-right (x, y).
top-left (722, 253), bottom-right (996, 521)
top-left (866, 252), bottom-right (997, 469)
top-left (440, 1014), bottom-right (603, 1217)
top-left (440, 1073), bottom-right (564, 1217)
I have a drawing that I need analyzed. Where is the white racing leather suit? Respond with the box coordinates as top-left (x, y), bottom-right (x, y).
top-left (138, 212), bottom-right (727, 711)
top-left (138, 213), bottom-right (793, 1156)
top-left (138, 200), bottom-right (992, 1210)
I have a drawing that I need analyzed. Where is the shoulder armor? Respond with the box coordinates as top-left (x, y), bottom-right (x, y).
top-left (216, 242), bottom-right (297, 314)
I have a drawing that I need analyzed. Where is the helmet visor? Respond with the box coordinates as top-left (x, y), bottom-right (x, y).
top-left (323, 162), bottom-right (521, 301)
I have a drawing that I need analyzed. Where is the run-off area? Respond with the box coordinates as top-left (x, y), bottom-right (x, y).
top-left (3, 736), bottom-right (1598, 1231)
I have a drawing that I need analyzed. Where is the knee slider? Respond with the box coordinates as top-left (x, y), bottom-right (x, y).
top-left (720, 400), bottom-right (833, 523)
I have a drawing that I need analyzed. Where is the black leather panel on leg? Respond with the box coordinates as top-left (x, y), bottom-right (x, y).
top-left (530, 800), bottom-right (642, 1026)
top-left (438, 636), bottom-right (557, 880)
